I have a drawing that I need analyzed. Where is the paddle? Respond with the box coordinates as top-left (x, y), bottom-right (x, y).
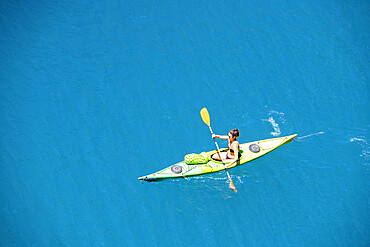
top-left (200, 108), bottom-right (237, 193)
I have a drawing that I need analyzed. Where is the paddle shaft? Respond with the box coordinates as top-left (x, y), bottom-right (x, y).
top-left (200, 107), bottom-right (237, 192)
top-left (208, 126), bottom-right (233, 181)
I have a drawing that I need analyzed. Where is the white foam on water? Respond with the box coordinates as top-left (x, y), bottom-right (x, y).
top-left (190, 175), bottom-right (226, 181)
top-left (263, 116), bottom-right (281, 136)
top-left (295, 132), bottom-right (324, 141)
top-left (349, 137), bottom-right (367, 143)
top-left (349, 137), bottom-right (369, 161)
top-left (269, 110), bottom-right (285, 116)
top-left (186, 174), bottom-right (246, 185)
top-left (262, 110), bottom-right (287, 137)
top-left (236, 176), bottom-right (246, 184)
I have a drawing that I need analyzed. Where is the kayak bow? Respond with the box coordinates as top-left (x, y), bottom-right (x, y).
top-left (138, 134), bottom-right (297, 181)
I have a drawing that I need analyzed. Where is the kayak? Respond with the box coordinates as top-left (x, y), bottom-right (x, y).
top-left (138, 134), bottom-right (297, 181)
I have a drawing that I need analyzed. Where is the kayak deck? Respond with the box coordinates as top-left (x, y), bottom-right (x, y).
top-left (138, 134), bottom-right (297, 181)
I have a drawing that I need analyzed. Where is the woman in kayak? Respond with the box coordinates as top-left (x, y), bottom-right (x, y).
top-left (211, 128), bottom-right (240, 168)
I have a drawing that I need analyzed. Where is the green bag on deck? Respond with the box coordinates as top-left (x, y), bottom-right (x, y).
top-left (184, 152), bottom-right (210, 165)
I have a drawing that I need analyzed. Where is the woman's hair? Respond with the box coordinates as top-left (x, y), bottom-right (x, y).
top-left (229, 128), bottom-right (239, 138)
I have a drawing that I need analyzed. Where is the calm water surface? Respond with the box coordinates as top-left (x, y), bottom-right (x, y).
top-left (0, 0), bottom-right (369, 246)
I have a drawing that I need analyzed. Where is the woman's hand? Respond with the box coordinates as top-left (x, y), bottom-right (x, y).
top-left (212, 133), bottom-right (216, 139)
top-left (225, 159), bottom-right (236, 168)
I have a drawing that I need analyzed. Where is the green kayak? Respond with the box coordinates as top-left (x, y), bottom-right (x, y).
top-left (138, 134), bottom-right (297, 181)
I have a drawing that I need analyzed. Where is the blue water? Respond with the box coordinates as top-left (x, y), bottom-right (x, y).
top-left (1, 0), bottom-right (369, 246)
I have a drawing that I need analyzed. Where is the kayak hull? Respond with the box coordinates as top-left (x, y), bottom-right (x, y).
top-left (138, 134), bottom-right (297, 181)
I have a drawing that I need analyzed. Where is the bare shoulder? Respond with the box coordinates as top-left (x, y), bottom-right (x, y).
top-left (231, 141), bottom-right (239, 148)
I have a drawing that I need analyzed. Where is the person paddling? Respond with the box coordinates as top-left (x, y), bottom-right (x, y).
top-left (211, 128), bottom-right (240, 168)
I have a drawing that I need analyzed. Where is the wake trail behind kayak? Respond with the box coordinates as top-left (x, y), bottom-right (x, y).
top-left (295, 132), bottom-right (324, 141)
top-left (178, 174), bottom-right (249, 184)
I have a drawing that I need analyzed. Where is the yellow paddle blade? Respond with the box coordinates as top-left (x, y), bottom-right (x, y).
top-left (200, 108), bottom-right (210, 127)
top-left (229, 179), bottom-right (238, 193)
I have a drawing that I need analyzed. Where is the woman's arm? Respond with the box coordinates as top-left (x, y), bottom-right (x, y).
top-left (212, 134), bottom-right (229, 139)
